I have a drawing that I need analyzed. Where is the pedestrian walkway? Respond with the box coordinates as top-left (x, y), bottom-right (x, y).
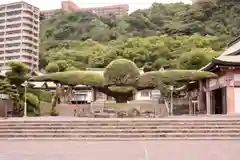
top-left (0, 141), bottom-right (239, 160)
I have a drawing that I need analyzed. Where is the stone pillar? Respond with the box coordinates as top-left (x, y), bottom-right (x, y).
top-left (198, 80), bottom-right (205, 114)
top-left (206, 91), bottom-right (211, 115)
top-left (188, 93), bottom-right (193, 115)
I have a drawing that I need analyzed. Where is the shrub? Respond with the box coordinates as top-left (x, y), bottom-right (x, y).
top-left (26, 92), bottom-right (40, 109)
top-left (31, 71), bottom-right (105, 87)
top-left (137, 70), bottom-right (217, 89)
top-left (45, 62), bottom-right (59, 73)
top-left (104, 59), bottom-right (140, 86)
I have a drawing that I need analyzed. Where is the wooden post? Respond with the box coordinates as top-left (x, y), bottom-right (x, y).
top-left (198, 80), bottom-right (205, 114)
top-left (206, 91), bottom-right (211, 115)
top-left (188, 92), bottom-right (193, 115)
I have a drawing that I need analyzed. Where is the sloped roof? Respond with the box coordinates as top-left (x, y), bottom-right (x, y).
top-left (201, 39), bottom-right (240, 71)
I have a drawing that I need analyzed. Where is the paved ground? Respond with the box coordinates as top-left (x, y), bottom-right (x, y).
top-left (0, 140), bottom-right (239, 160)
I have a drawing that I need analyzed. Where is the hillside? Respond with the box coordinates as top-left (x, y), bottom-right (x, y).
top-left (41, 0), bottom-right (240, 42)
top-left (40, 0), bottom-right (239, 71)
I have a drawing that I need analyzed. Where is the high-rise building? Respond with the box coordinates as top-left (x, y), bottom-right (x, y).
top-left (0, 1), bottom-right (40, 71)
top-left (81, 4), bottom-right (129, 17)
top-left (61, 0), bottom-right (80, 12)
top-left (41, 1), bottom-right (129, 19)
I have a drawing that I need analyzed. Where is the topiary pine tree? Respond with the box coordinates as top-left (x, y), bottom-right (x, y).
top-left (31, 59), bottom-right (217, 104)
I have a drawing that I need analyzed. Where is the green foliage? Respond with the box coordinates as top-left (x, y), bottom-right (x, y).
top-left (0, 80), bottom-right (19, 100)
top-left (45, 62), bottom-right (59, 73)
top-left (5, 62), bottom-right (28, 86)
top-left (137, 70), bottom-right (217, 89)
top-left (55, 60), bottom-right (69, 72)
top-left (104, 59), bottom-right (140, 86)
top-left (108, 86), bottom-right (136, 93)
top-left (31, 60), bottom-right (217, 104)
top-left (31, 71), bottom-right (105, 87)
top-left (31, 60), bottom-right (217, 101)
top-left (178, 48), bottom-right (220, 69)
top-left (41, 35), bottom-right (223, 71)
top-left (26, 88), bottom-right (52, 102)
top-left (41, 1), bottom-right (239, 43)
top-left (25, 92), bottom-right (40, 109)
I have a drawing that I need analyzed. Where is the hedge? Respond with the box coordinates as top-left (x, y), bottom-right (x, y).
top-left (31, 71), bottom-right (105, 87)
top-left (137, 70), bottom-right (217, 89)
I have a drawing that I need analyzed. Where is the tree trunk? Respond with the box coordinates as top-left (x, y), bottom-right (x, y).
top-left (114, 96), bottom-right (128, 103)
top-left (51, 83), bottom-right (60, 116)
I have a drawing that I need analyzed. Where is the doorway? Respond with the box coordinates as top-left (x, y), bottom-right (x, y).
top-left (212, 87), bottom-right (227, 114)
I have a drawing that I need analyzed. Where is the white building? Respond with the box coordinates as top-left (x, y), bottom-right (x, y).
top-left (0, 1), bottom-right (40, 71)
top-left (31, 81), bottom-right (160, 103)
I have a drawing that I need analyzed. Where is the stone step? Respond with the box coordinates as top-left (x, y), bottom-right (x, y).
top-left (2, 119), bottom-right (240, 122)
top-left (2, 119), bottom-right (240, 123)
top-left (1, 137), bottom-right (240, 141)
top-left (0, 125), bottom-right (240, 130)
top-left (1, 128), bottom-right (240, 133)
top-left (2, 122), bottom-right (240, 126)
top-left (1, 125), bottom-right (240, 130)
top-left (0, 132), bottom-right (240, 138)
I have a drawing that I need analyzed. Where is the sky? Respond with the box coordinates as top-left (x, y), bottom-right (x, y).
top-left (1, 0), bottom-right (191, 12)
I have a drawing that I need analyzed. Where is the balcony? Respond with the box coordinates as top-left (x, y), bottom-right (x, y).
top-left (6, 14), bottom-right (22, 19)
top-left (23, 13), bottom-right (34, 19)
top-left (5, 27), bottom-right (21, 32)
top-left (0, 8), bottom-right (5, 14)
top-left (5, 39), bottom-right (21, 44)
top-left (5, 46), bottom-right (21, 51)
top-left (23, 7), bottom-right (34, 13)
top-left (0, 16), bottom-right (5, 20)
top-left (5, 52), bottom-right (21, 57)
top-left (22, 45), bottom-right (34, 50)
top-left (6, 20), bottom-right (21, 25)
top-left (6, 7), bottom-right (22, 12)
top-left (20, 57), bottom-right (33, 63)
top-left (1, 58), bottom-right (19, 63)
top-left (21, 52), bottom-right (36, 58)
top-left (5, 33), bottom-right (21, 38)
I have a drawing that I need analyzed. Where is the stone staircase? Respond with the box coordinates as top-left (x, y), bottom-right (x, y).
top-left (1, 116), bottom-right (240, 140)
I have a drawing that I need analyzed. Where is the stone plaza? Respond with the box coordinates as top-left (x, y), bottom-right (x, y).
top-left (0, 140), bottom-right (239, 160)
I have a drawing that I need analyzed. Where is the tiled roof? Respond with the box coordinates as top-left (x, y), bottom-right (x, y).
top-left (201, 39), bottom-right (240, 71)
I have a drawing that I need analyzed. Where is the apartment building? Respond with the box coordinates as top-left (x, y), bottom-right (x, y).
top-left (0, 1), bottom-right (40, 71)
top-left (61, 0), bottom-right (80, 12)
top-left (41, 0), bottom-right (129, 19)
top-left (81, 4), bottom-right (129, 17)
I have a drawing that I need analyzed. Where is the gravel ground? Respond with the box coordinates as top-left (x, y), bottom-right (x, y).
top-left (0, 140), bottom-right (239, 160)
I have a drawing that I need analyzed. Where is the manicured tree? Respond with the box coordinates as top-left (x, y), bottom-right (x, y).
top-left (5, 62), bottom-right (29, 87)
top-left (31, 59), bottom-right (217, 106)
top-left (45, 62), bottom-right (59, 73)
top-left (24, 93), bottom-right (40, 116)
top-left (103, 59), bottom-right (140, 103)
top-left (0, 80), bottom-right (20, 116)
top-left (104, 59), bottom-right (140, 86)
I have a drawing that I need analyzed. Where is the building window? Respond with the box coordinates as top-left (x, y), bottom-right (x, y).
top-left (141, 91), bottom-right (150, 97)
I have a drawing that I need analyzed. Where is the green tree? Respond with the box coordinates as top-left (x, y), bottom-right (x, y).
top-left (5, 62), bottom-right (29, 87)
top-left (31, 59), bottom-right (216, 105)
top-left (45, 62), bottom-right (59, 73)
top-left (178, 48), bottom-right (220, 70)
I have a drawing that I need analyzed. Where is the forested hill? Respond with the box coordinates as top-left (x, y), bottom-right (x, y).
top-left (39, 0), bottom-right (240, 71)
top-left (41, 0), bottom-right (240, 42)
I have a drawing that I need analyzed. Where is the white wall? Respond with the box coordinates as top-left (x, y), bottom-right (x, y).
top-left (234, 87), bottom-right (240, 113)
top-left (135, 90), bottom-right (152, 100)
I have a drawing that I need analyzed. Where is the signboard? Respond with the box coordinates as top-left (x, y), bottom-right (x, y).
top-left (208, 75), bottom-right (227, 89)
